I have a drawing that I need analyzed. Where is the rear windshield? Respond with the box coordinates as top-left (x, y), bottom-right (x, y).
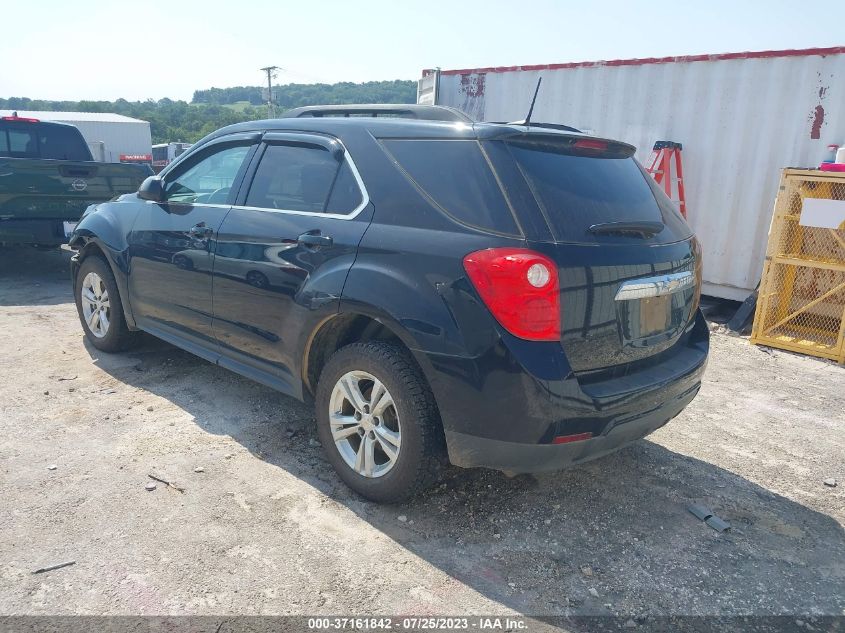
top-left (381, 139), bottom-right (520, 235)
top-left (505, 138), bottom-right (691, 243)
top-left (0, 122), bottom-right (91, 160)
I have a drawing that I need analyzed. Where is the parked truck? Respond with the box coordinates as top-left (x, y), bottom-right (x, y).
top-left (0, 114), bottom-right (152, 246)
top-left (151, 142), bottom-right (192, 173)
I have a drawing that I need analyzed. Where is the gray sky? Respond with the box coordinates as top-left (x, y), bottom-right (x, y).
top-left (3, 0), bottom-right (844, 101)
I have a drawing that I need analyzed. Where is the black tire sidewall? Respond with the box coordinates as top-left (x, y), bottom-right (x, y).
top-left (315, 342), bottom-right (437, 503)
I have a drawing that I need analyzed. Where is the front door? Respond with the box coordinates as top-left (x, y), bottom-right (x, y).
top-left (211, 133), bottom-right (373, 394)
top-left (127, 134), bottom-right (258, 349)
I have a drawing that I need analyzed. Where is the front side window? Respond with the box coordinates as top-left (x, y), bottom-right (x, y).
top-left (164, 144), bottom-right (251, 204)
top-left (245, 143), bottom-right (363, 214)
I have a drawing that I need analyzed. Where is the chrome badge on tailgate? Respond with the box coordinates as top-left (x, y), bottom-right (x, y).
top-left (614, 271), bottom-right (695, 301)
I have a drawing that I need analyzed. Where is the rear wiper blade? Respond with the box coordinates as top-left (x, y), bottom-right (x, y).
top-left (587, 221), bottom-right (664, 238)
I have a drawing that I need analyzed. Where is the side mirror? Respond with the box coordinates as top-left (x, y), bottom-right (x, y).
top-left (138, 176), bottom-right (165, 202)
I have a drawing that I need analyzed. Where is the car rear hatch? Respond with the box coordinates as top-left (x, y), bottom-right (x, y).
top-left (485, 131), bottom-right (701, 373)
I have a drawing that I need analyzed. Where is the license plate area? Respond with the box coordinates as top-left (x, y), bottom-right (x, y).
top-left (615, 272), bottom-right (694, 348)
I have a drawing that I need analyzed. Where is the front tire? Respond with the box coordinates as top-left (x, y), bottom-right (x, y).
top-left (315, 341), bottom-right (445, 503)
top-left (74, 256), bottom-right (137, 353)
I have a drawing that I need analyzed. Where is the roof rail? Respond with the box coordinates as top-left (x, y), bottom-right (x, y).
top-left (279, 104), bottom-right (473, 123)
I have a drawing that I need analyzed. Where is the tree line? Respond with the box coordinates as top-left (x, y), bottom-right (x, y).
top-left (192, 80), bottom-right (415, 107)
top-left (0, 80), bottom-right (417, 144)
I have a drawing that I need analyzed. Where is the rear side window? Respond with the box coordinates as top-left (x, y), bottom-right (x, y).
top-left (505, 139), bottom-right (691, 244)
top-left (38, 125), bottom-right (90, 160)
top-left (5, 127), bottom-right (38, 157)
top-left (0, 123), bottom-right (90, 160)
top-left (245, 143), bottom-right (363, 214)
top-left (327, 161), bottom-right (364, 212)
top-left (381, 139), bottom-right (520, 235)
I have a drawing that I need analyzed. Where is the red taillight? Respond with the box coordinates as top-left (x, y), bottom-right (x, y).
top-left (552, 432), bottom-right (593, 445)
top-left (463, 247), bottom-right (560, 341)
top-left (573, 139), bottom-right (608, 151)
top-left (1, 115), bottom-right (40, 123)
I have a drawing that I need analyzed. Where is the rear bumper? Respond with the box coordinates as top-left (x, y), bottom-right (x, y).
top-left (445, 382), bottom-right (699, 472)
top-left (0, 219), bottom-right (70, 246)
top-left (422, 310), bottom-right (708, 472)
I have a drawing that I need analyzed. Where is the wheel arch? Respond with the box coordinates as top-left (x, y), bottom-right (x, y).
top-left (302, 310), bottom-right (435, 400)
top-left (70, 233), bottom-right (137, 329)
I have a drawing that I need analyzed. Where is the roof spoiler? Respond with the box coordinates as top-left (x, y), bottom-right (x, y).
top-left (490, 120), bottom-right (583, 133)
top-left (479, 128), bottom-right (636, 158)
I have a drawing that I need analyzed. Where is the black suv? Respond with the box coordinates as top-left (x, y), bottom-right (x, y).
top-left (68, 107), bottom-right (708, 502)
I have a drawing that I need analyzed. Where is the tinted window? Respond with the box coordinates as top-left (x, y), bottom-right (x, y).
top-left (245, 143), bottom-right (362, 214)
top-left (505, 140), bottom-right (691, 243)
top-left (0, 123), bottom-right (91, 160)
top-left (165, 144), bottom-right (251, 204)
top-left (381, 139), bottom-right (519, 235)
top-left (327, 161), bottom-right (363, 212)
top-left (38, 125), bottom-right (90, 160)
top-left (7, 128), bottom-right (38, 157)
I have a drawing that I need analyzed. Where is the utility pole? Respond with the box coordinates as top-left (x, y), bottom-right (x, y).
top-left (260, 66), bottom-right (280, 118)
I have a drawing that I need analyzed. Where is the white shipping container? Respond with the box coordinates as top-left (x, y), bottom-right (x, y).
top-left (426, 47), bottom-right (845, 300)
top-left (0, 110), bottom-right (152, 165)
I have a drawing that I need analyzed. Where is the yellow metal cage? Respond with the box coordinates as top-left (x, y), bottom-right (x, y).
top-left (751, 169), bottom-right (845, 362)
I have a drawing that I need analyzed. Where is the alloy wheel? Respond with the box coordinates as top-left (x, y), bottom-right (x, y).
top-left (328, 371), bottom-right (402, 478)
top-left (80, 272), bottom-right (111, 338)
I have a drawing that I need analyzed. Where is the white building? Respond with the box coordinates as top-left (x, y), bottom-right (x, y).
top-left (0, 110), bottom-right (152, 164)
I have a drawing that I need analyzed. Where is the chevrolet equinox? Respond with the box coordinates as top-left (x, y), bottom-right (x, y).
top-left (69, 107), bottom-right (708, 502)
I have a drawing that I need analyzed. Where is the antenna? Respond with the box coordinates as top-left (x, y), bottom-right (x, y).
top-left (523, 77), bottom-right (542, 127)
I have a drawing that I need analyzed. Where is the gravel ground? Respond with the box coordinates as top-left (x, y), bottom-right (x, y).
top-left (0, 247), bottom-right (843, 619)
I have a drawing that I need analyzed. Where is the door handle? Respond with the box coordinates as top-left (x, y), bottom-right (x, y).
top-left (297, 232), bottom-right (333, 248)
top-left (189, 223), bottom-right (213, 238)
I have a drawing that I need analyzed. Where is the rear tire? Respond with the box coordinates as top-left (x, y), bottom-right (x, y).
top-left (74, 256), bottom-right (137, 353)
top-left (315, 341), bottom-right (445, 503)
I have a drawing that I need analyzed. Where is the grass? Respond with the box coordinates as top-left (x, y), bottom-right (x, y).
top-left (223, 101), bottom-right (253, 113)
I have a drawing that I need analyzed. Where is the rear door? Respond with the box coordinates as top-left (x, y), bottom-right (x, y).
top-left (211, 132), bottom-right (372, 393)
top-left (486, 134), bottom-right (700, 372)
top-left (127, 133), bottom-right (258, 349)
